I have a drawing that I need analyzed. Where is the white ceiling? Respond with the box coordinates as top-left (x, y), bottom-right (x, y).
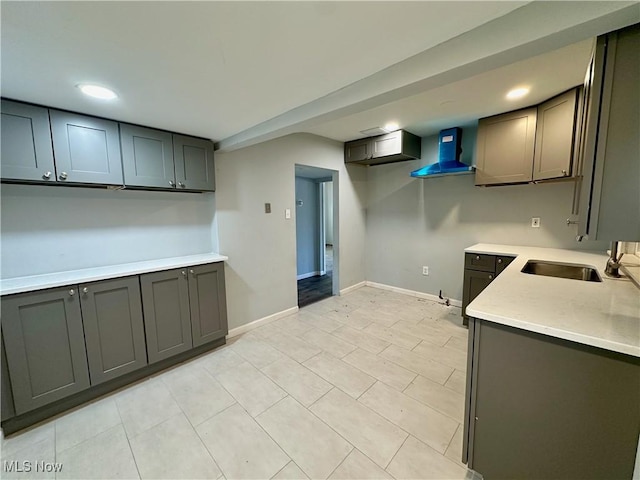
top-left (2, 1), bottom-right (639, 152)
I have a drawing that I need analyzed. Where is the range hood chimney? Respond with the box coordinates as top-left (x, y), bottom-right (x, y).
top-left (410, 127), bottom-right (474, 178)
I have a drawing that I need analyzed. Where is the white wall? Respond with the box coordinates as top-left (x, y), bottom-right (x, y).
top-left (295, 177), bottom-right (320, 277)
top-left (0, 184), bottom-right (217, 278)
top-left (215, 133), bottom-right (366, 330)
top-left (365, 132), bottom-right (610, 301)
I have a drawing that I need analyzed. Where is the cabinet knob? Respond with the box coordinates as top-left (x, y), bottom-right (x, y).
top-left (42, 171), bottom-right (52, 180)
top-left (562, 169), bottom-right (567, 176)
top-left (476, 255), bottom-right (481, 261)
top-left (69, 289), bottom-right (75, 296)
top-left (497, 258), bottom-right (502, 264)
top-left (169, 180), bottom-right (176, 187)
top-left (178, 182), bottom-right (185, 188)
top-left (489, 274), bottom-right (493, 280)
top-left (181, 270), bottom-right (187, 277)
top-left (566, 218), bottom-right (579, 225)
top-left (59, 172), bottom-right (68, 181)
top-left (189, 269), bottom-right (195, 275)
top-left (82, 287), bottom-right (89, 294)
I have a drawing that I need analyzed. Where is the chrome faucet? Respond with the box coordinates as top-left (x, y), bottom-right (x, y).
top-left (605, 241), bottom-right (623, 278)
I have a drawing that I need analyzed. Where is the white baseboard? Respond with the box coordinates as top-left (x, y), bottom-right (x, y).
top-left (364, 281), bottom-right (462, 308)
top-left (227, 306), bottom-right (299, 338)
top-left (339, 281), bottom-right (366, 296)
top-left (296, 271), bottom-right (322, 281)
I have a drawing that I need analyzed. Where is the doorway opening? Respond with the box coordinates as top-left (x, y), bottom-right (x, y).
top-left (294, 165), bottom-right (339, 307)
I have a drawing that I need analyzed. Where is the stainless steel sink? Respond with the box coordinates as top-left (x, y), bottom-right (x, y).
top-left (521, 260), bottom-right (602, 282)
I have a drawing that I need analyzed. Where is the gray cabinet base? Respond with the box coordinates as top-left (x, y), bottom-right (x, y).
top-left (0, 336), bottom-right (225, 436)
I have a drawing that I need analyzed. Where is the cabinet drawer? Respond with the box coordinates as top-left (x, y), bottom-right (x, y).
top-left (465, 253), bottom-right (496, 272)
top-left (495, 256), bottom-right (515, 275)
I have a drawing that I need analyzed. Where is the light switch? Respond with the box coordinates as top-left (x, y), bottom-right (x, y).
top-left (285, 209), bottom-right (291, 219)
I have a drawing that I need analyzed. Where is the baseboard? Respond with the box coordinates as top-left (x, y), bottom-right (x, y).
top-left (227, 306), bottom-right (299, 338)
top-left (365, 281), bottom-right (462, 307)
top-left (339, 281), bottom-right (366, 296)
top-left (296, 271), bottom-right (322, 281)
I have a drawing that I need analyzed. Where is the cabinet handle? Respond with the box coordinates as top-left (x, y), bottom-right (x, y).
top-left (59, 172), bottom-right (68, 181)
top-left (169, 180), bottom-right (176, 187)
top-left (178, 182), bottom-right (185, 188)
top-left (189, 269), bottom-right (195, 275)
top-left (82, 287), bottom-right (89, 294)
top-left (497, 258), bottom-right (502, 264)
top-left (476, 255), bottom-right (481, 261)
top-left (489, 274), bottom-right (493, 280)
top-left (566, 218), bottom-right (579, 225)
top-left (42, 171), bottom-right (52, 180)
top-left (181, 270), bottom-right (187, 277)
top-left (69, 289), bottom-right (75, 296)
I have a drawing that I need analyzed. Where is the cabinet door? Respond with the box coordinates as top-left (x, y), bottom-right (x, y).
top-left (50, 110), bottom-right (123, 185)
top-left (533, 89), bottom-right (578, 181)
top-left (121, 124), bottom-right (175, 189)
top-left (1, 287), bottom-right (90, 414)
top-left (80, 277), bottom-right (147, 385)
top-left (1, 100), bottom-right (55, 182)
top-left (372, 131), bottom-right (402, 158)
top-left (462, 269), bottom-right (495, 325)
top-left (1, 336), bottom-right (16, 421)
top-left (173, 135), bottom-right (215, 192)
top-left (140, 268), bottom-right (193, 364)
top-left (188, 263), bottom-right (228, 347)
top-left (344, 138), bottom-right (372, 163)
top-left (475, 108), bottom-right (537, 185)
top-left (495, 256), bottom-right (515, 275)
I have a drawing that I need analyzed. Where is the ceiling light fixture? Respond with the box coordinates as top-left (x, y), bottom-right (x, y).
top-left (383, 122), bottom-right (399, 132)
top-left (506, 87), bottom-right (530, 100)
top-left (77, 84), bottom-right (118, 100)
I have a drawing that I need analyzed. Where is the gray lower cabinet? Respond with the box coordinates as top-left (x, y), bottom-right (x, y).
top-left (464, 318), bottom-right (640, 479)
top-left (0, 287), bottom-right (90, 415)
top-left (189, 263), bottom-right (228, 347)
top-left (0, 100), bottom-right (56, 182)
top-left (173, 134), bottom-right (215, 192)
top-left (49, 110), bottom-right (123, 185)
top-left (1, 337), bottom-right (16, 421)
top-left (80, 276), bottom-right (147, 385)
top-left (121, 124), bottom-right (175, 189)
top-left (141, 269), bottom-right (193, 364)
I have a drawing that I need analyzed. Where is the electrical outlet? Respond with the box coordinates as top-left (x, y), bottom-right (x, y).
top-left (422, 266), bottom-right (429, 276)
top-left (264, 203), bottom-right (271, 214)
top-left (531, 217), bottom-right (541, 228)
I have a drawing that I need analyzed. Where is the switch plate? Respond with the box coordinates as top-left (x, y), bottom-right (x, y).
top-left (265, 203), bottom-right (271, 214)
top-left (531, 217), bottom-right (541, 228)
top-left (422, 266), bottom-right (429, 276)
top-left (285, 209), bottom-right (291, 219)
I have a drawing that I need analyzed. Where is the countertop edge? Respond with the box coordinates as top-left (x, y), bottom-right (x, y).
top-left (0, 253), bottom-right (229, 296)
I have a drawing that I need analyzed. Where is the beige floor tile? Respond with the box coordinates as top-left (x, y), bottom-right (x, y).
top-left (386, 436), bottom-right (468, 480)
top-left (390, 320), bottom-right (452, 346)
top-left (331, 326), bottom-right (390, 354)
top-left (359, 382), bottom-right (458, 454)
top-left (342, 349), bottom-right (417, 391)
top-left (215, 362), bottom-right (287, 416)
top-left (445, 370), bottom-right (467, 396)
top-left (257, 397), bottom-right (353, 479)
top-left (379, 345), bottom-right (454, 385)
top-left (261, 356), bottom-right (332, 407)
top-left (251, 322), bottom-right (285, 339)
top-left (56, 424), bottom-right (139, 479)
top-left (445, 335), bottom-right (469, 353)
top-left (403, 375), bottom-right (465, 422)
top-left (199, 347), bottom-right (247, 377)
top-left (330, 309), bottom-right (374, 330)
top-left (356, 308), bottom-right (401, 328)
top-left (303, 353), bottom-right (375, 399)
top-left (130, 413), bottom-right (221, 480)
top-left (1, 438), bottom-right (56, 480)
top-left (301, 328), bottom-right (357, 358)
top-left (196, 404), bottom-right (290, 480)
top-left (444, 424), bottom-right (466, 468)
top-left (310, 389), bottom-right (407, 468)
top-left (298, 312), bottom-right (344, 333)
top-left (328, 449), bottom-right (392, 480)
top-left (413, 341), bottom-right (467, 371)
top-left (115, 379), bottom-right (182, 438)
top-left (55, 397), bottom-right (121, 454)
top-left (302, 301), bottom-right (335, 316)
top-left (1, 422), bottom-right (54, 458)
top-left (264, 332), bottom-right (322, 363)
top-left (230, 335), bottom-right (284, 369)
top-left (272, 316), bottom-right (314, 337)
top-left (271, 462), bottom-right (309, 480)
top-left (161, 366), bottom-right (235, 426)
top-left (362, 323), bottom-right (421, 350)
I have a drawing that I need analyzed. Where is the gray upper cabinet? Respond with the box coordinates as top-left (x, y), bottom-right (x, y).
top-left (475, 108), bottom-right (537, 185)
top-left (577, 24), bottom-right (639, 241)
top-left (1, 287), bottom-right (90, 415)
top-left (533, 89), bottom-right (579, 181)
top-left (141, 268), bottom-right (193, 364)
top-left (121, 124), bottom-right (175, 189)
top-left (173, 135), bottom-right (215, 192)
top-left (50, 110), bottom-right (123, 185)
top-left (345, 138), bottom-right (372, 163)
top-left (80, 276), bottom-right (147, 385)
top-left (345, 130), bottom-right (421, 166)
top-left (189, 263), bottom-right (228, 347)
top-left (1, 100), bottom-right (55, 182)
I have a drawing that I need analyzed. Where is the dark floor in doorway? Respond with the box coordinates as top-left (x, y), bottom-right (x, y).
top-left (297, 272), bottom-right (332, 307)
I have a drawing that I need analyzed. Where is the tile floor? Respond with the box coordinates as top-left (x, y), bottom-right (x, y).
top-left (1, 286), bottom-right (477, 480)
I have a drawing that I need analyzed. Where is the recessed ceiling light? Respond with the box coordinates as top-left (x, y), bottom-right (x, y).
top-left (506, 87), bottom-right (530, 100)
top-left (77, 84), bottom-right (118, 100)
top-left (383, 122), bottom-right (399, 132)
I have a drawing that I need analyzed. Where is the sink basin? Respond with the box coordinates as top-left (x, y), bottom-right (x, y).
top-left (521, 260), bottom-right (602, 282)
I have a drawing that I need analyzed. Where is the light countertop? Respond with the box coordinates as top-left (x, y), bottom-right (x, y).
top-left (465, 244), bottom-right (640, 357)
top-left (0, 253), bottom-right (228, 296)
